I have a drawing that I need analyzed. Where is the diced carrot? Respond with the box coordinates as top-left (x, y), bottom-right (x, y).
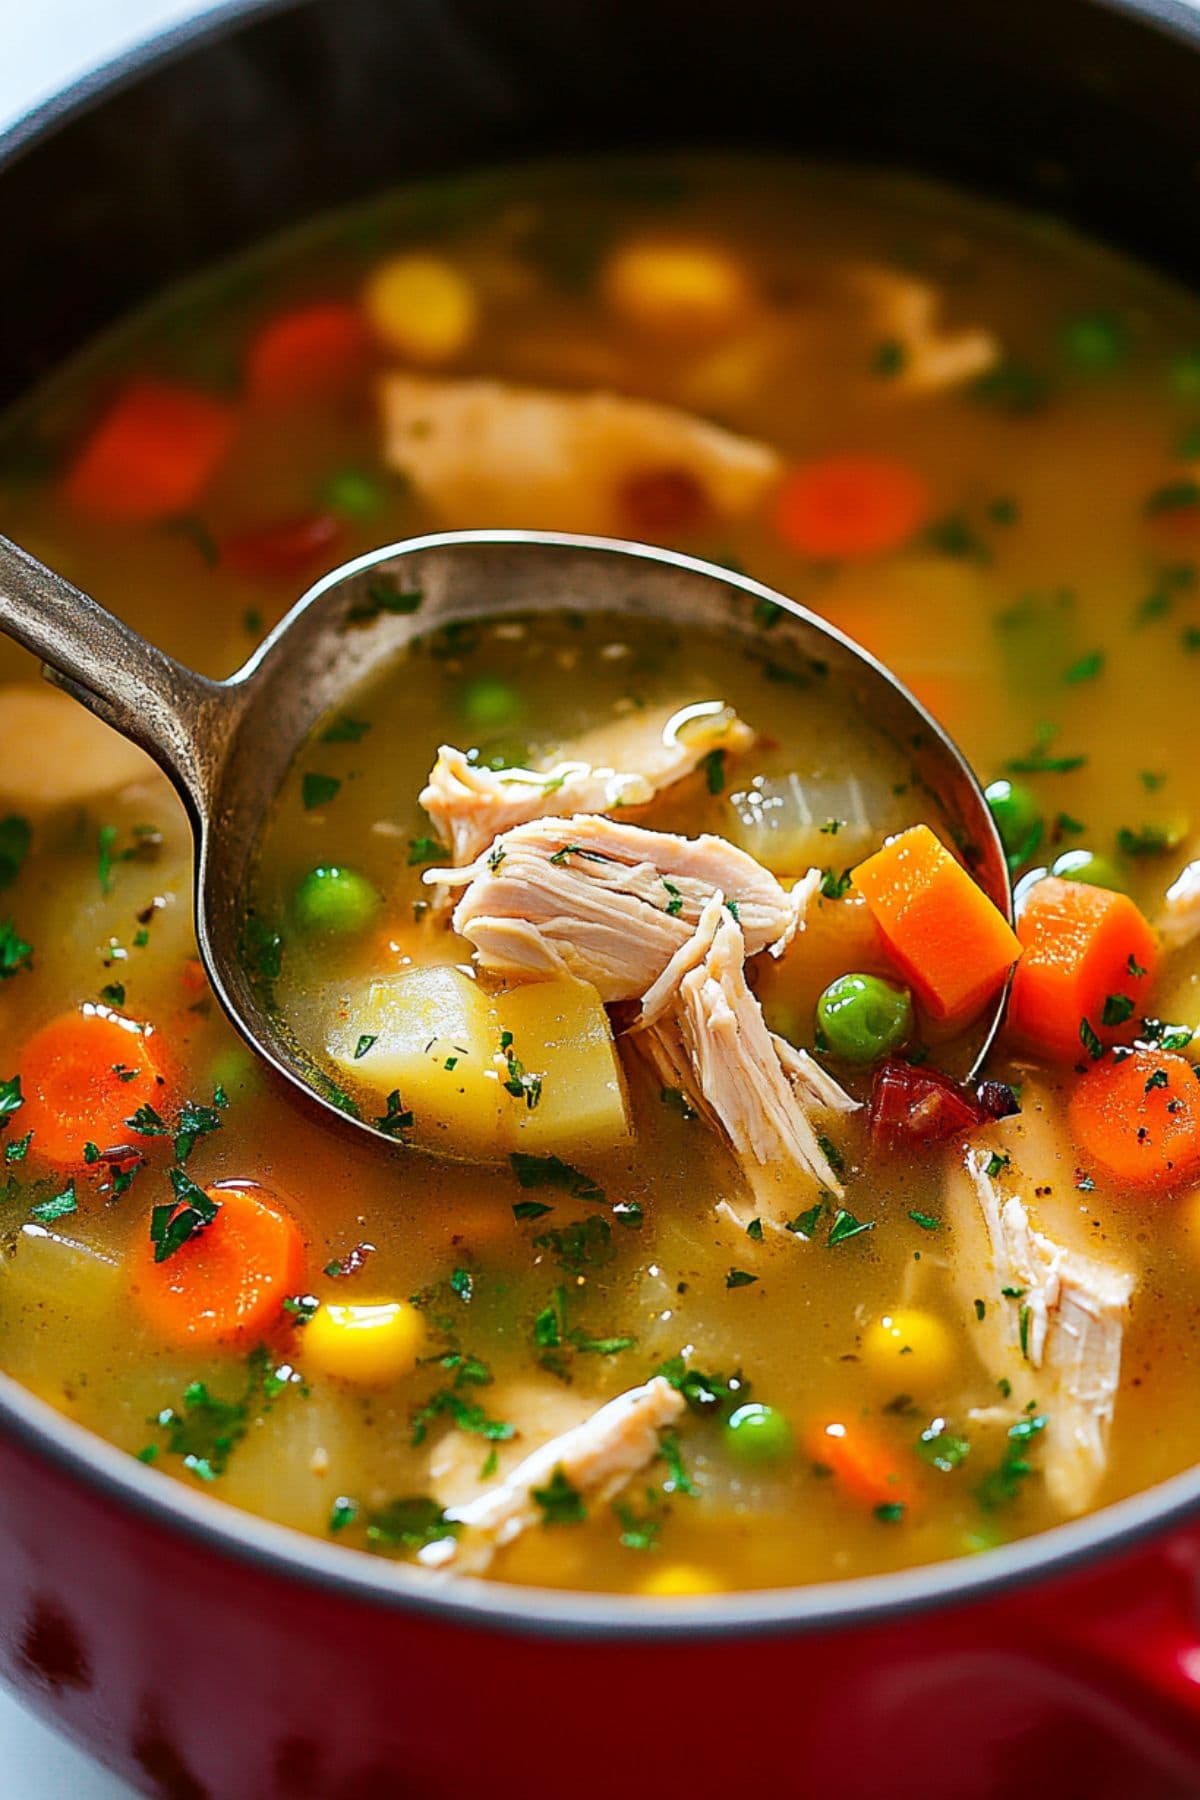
top-left (1068, 1049), bottom-right (1200, 1192)
top-left (246, 302), bottom-right (370, 402)
top-left (773, 455), bottom-right (929, 560)
top-left (1007, 876), bottom-right (1158, 1062)
top-left (852, 824), bottom-right (1021, 1024)
top-left (807, 1419), bottom-right (914, 1513)
top-left (63, 380), bottom-right (237, 522)
top-left (19, 1007), bottom-right (169, 1168)
top-left (220, 511), bottom-right (342, 578)
top-left (133, 1179), bottom-right (305, 1347)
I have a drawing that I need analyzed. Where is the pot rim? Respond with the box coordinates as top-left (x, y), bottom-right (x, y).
top-left (4, 0), bottom-right (1200, 1644)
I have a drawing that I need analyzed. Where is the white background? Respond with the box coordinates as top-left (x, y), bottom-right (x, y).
top-left (0, 4), bottom-right (223, 1791)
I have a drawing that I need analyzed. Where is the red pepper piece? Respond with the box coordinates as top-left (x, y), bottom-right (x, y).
top-left (220, 512), bottom-right (342, 578)
top-left (867, 1057), bottom-right (1017, 1150)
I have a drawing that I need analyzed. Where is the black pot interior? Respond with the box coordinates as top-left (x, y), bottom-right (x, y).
top-left (5, 0), bottom-right (1200, 407)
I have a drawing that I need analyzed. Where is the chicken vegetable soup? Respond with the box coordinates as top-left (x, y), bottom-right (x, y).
top-left (2, 158), bottom-right (1200, 1593)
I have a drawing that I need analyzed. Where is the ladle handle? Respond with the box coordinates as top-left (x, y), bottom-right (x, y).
top-left (0, 534), bottom-right (228, 815)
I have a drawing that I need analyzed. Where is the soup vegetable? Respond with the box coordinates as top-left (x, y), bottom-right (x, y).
top-left (2, 158), bottom-right (1200, 1595)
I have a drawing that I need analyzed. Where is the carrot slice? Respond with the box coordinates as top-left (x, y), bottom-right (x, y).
top-left (19, 1007), bottom-right (168, 1169)
top-left (133, 1180), bottom-right (305, 1347)
top-left (63, 380), bottom-right (237, 522)
top-left (773, 455), bottom-right (929, 560)
top-left (1008, 876), bottom-right (1158, 1062)
top-left (246, 302), bottom-right (370, 402)
top-left (852, 824), bottom-right (1020, 1024)
top-left (807, 1419), bottom-right (913, 1513)
top-left (1068, 1049), bottom-right (1200, 1192)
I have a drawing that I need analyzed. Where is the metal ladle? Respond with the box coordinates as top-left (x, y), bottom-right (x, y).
top-left (0, 529), bottom-right (1012, 1141)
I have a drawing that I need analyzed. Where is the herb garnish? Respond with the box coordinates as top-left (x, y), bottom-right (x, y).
top-left (532, 1466), bottom-right (586, 1526)
top-left (974, 1412), bottom-right (1048, 1510)
top-left (510, 1152), bottom-right (603, 1204)
top-left (407, 835), bottom-right (449, 866)
top-left (301, 773), bottom-right (341, 811)
top-left (149, 1166), bottom-right (220, 1262)
top-left (819, 867), bottom-right (852, 900)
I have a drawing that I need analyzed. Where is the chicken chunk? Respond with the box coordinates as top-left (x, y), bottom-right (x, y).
top-left (379, 372), bottom-right (780, 533)
top-left (630, 892), bottom-right (856, 1220)
top-left (430, 814), bottom-right (798, 1002)
top-left (847, 265), bottom-right (999, 395)
top-left (951, 1142), bottom-right (1134, 1516)
top-left (419, 1376), bottom-right (685, 1573)
top-left (421, 699), bottom-right (755, 869)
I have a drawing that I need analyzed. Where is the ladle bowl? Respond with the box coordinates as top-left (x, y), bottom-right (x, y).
top-left (0, 528), bottom-right (1012, 1137)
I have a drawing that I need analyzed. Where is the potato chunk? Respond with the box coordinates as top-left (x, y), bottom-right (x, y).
top-left (0, 686), bottom-right (153, 810)
top-left (327, 966), bottom-right (503, 1155)
top-left (326, 969), bottom-right (630, 1158)
top-left (496, 976), bottom-right (631, 1156)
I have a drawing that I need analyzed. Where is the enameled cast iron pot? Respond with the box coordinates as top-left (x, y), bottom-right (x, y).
top-left (5, 3), bottom-right (1200, 1794)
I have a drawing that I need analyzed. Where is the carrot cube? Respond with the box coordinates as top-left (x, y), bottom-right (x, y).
top-left (1008, 876), bottom-right (1158, 1062)
top-left (852, 824), bottom-right (1020, 1024)
top-left (63, 380), bottom-right (237, 522)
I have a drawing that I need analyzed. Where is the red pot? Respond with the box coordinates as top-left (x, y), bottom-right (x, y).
top-left (4, 3), bottom-right (1200, 1793)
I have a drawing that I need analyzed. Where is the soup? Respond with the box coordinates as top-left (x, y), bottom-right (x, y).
top-left (2, 157), bottom-right (1200, 1594)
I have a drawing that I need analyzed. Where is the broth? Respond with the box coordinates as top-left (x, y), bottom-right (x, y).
top-left (0, 157), bottom-right (1199, 1593)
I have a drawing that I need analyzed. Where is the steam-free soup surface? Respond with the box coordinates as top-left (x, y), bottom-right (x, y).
top-left (2, 158), bottom-right (1200, 1593)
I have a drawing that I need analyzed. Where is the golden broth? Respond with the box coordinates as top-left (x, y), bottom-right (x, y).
top-left (0, 157), bottom-right (1198, 1592)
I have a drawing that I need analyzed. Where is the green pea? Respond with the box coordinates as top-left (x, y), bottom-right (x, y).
top-left (292, 865), bottom-right (381, 935)
top-left (816, 972), bottom-right (913, 1063)
top-left (1061, 312), bottom-right (1127, 373)
top-left (322, 467), bottom-right (384, 519)
top-left (461, 677), bottom-right (524, 733)
top-left (984, 777), bottom-right (1043, 867)
top-left (723, 1403), bottom-right (793, 1466)
top-left (1051, 848), bottom-right (1127, 893)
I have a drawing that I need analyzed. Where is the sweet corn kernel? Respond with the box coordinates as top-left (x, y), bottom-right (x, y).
top-left (641, 1562), bottom-right (724, 1598)
top-left (363, 254), bottom-right (478, 365)
top-left (601, 238), bottom-right (752, 338)
top-left (862, 1308), bottom-right (953, 1388)
top-left (303, 1298), bottom-right (423, 1386)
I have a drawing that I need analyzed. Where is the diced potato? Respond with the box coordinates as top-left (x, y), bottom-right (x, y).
top-left (0, 1223), bottom-right (122, 1320)
top-left (327, 969), bottom-right (631, 1159)
top-left (601, 237), bottom-right (753, 338)
top-left (496, 975), bottom-right (631, 1156)
top-left (0, 686), bottom-right (153, 810)
top-left (326, 966), bottom-right (503, 1155)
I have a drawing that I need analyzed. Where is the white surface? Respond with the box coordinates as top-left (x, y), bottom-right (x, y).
top-left (0, 5), bottom-right (220, 1789)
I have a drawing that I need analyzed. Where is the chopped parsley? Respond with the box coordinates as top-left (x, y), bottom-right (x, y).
top-left (819, 866), bottom-right (852, 900)
top-left (828, 1207), bottom-right (874, 1246)
top-left (532, 1215), bottom-right (613, 1275)
top-left (498, 1028), bottom-right (542, 1110)
top-left (874, 1502), bottom-right (906, 1524)
top-left (364, 1497), bottom-right (457, 1555)
top-left (786, 1200), bottom-right (826, 1240)
top-left (301, 773), bottom-right (341, 811)
top-left (1101, 994), bottom-right (1135, 1027)
top-left (149, 1166), bottom-right (220, 1262)
top-left (0, 816), bottom-right (31, 891)
top-left (984, 1151), bottom-right (1010, 1179)
top-left (658, 1427), bottom-right (697, 1497)
top-left (0, 919), bottom-right (32, 980)
top-left (916, 1420), bottom-right (970, 1472)
top-left (702, 748), bottom-right (727, 795)
top-left (725, 1267), bottom-right (758, 1288)
top-left (374, 1090), bottom-right (414, 1136)
top-left (407, 835), bottom-right (449, 866)
top-left (661, 879), bottom-right (684, 918)
top-left (30, 1179), bottom-right (77, 1226)
top-left (1116, 823), bottom-right (1184, 858)
top-left (509, 1152), bottom-right (603, 1205)
top-left (1079, 1017), bottom-right (1104, 1061)
top-left (659, 1085), bottom-right (698, 1122)
top-left (974, 1412), bottom-right (1048, 1510)
top-left (354, 1034), bottom-right (377, 1060)
top-left (613, 1492), bottom-right (664, 1552)
top-left (531, 1466), bottom-right (586, 1526)
top-left (908, 1209), bottom-right (941, 1232)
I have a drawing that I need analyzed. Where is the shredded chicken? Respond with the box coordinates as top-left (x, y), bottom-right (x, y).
top-left (419, 1376), bottom-right (684, 1573)
top-left (630, 892), bottom-right (856, 1220)
top-left (1158, 858), bottom-right (1200, 950)
top-left (429, 814), bottom-right (798, 1002)
top-left (847, 265), bottom-right (999, 395)
top-left (421, 699), bottom-right (755, 869)
top-left (954, 1144), bottom-right (1134, 1515)
top-left (379, 372), bottom-right (780, 533)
